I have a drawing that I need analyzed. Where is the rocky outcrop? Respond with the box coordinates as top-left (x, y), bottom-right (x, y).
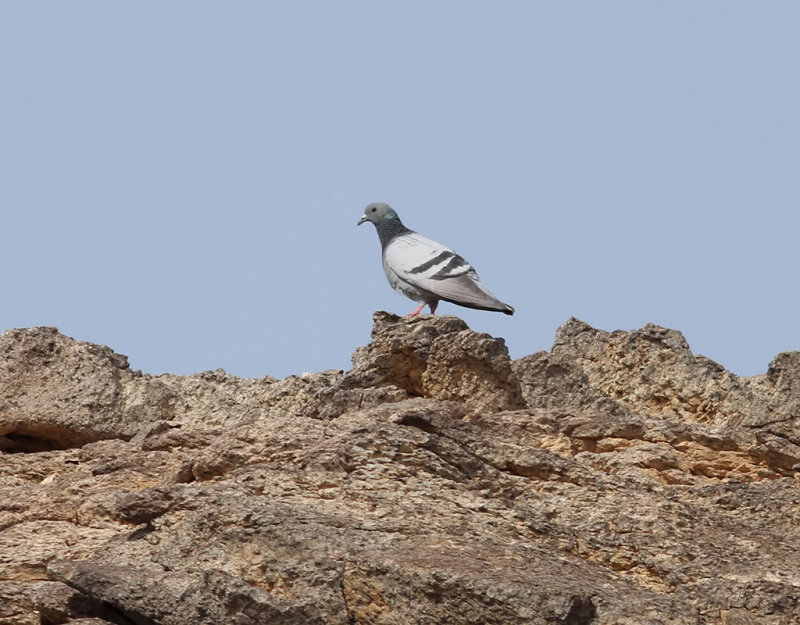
top-left (1, 313), bottom-right (799, 624)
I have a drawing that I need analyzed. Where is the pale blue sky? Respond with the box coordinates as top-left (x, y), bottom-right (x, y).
top-left (1, 3), bottom-right (798, 378)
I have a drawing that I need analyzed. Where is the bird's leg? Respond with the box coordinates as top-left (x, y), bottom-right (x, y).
top-left (403, 303), bottom-right (426, 317)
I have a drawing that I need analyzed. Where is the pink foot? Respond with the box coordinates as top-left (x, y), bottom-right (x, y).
top-left (403, 303), bottom-right (426, 317)
top-left (403, 302), bottom-right (437, 317)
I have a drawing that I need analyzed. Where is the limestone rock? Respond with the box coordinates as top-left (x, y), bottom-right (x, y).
top-left (0, 327), bottom-right (137, 450)
top-left (1, 315), bottom-right (799, 624)
top-left (349, 311), bottom-right (525, 413)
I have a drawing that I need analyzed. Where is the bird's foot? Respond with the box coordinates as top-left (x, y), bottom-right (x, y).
top-left (403, 303), bottom-right (426, 317)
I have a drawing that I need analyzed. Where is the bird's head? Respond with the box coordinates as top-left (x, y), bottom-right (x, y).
top-left (358, 202), bottom-right (403, 227)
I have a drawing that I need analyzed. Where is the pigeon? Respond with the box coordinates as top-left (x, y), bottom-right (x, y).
top-left (358, 202), bottom-right (514, 316)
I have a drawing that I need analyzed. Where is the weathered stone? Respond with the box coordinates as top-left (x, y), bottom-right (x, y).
top-left (0, 327), bottom-right (135, 449)
top-left (350, 311), bottom-right (524, 413)
top-left (1, 315), bottom-right (800, 624)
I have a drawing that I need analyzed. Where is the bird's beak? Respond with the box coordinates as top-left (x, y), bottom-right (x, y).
top-left (357, 215), bottom-right (368, 225)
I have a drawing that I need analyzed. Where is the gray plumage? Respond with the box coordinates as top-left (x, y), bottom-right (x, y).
top-left (358, 202), bottom-right (514, 316)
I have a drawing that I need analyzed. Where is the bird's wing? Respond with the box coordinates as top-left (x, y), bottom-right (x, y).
top-left (384, 233), bottom-right (507, 310)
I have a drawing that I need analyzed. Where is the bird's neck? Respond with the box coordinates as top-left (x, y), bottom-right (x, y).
top-left (377, 221), bottom-right (413, 249)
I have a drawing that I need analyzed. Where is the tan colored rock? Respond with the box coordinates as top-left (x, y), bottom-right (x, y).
top-left (1, 315), bottom-right (800, 624)
top-left (538, 317), bottom-right (800, 435)
top-left (0, 327), bottom-right (136, 449)
top-left (350, 311), bottom-right (524, 413)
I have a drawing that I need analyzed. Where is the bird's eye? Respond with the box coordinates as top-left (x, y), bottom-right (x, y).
top-left (371, 207), bottom-right (377, 212)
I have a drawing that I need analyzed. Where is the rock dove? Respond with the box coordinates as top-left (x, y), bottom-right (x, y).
top-left (358, 202), bottom-right (514, 316)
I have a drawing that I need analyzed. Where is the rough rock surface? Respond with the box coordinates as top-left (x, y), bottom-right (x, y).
top-left (1, 313), bottom-right (799, 625)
